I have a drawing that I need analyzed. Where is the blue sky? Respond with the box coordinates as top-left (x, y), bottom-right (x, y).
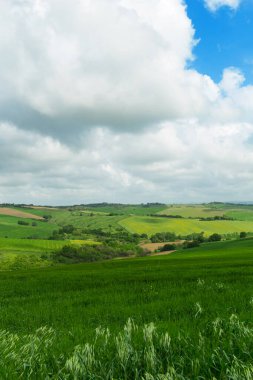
top-left (186, 0), bottom-right (253, 84)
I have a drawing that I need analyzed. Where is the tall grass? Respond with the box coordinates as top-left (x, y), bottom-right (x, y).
top-left (1, 315), bottom-right (253, 379)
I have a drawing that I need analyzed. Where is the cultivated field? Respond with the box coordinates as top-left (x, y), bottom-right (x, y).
top-left (159, 204), bottom-right (253, 221)
top-left (160, 204), bottom-right (225, 218)
top-left (3, 203), bottom-right (253, 242)
top-left (0, 207), bottom-right (44, 220)
top-left (120, 215), bottom-right (253, 236)
top-left (0, 214), bottom-right (57, 239)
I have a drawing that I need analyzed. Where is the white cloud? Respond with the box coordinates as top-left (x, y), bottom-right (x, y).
top-left (2, 120), bottom-right (253, 204)
top-left (204, 0), bottom-right (241, 11)
top-left (0, 0), bottom-right (217, 132)
top-left (220, 67), bottom-right (245, 94)
top-left (0, 0), bottom-right (253, 204)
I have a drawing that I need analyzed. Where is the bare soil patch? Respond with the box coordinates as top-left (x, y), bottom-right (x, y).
top-left (140, 240), bottom-right (183, 252)
top-left (0, 208), bottom-right (44, 220)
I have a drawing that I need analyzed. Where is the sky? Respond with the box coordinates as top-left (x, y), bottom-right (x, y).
top-left (1, 0), bottom-right (253, 205)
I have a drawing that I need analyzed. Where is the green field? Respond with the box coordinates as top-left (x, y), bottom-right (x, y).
top-left (0, 238), bottom-right (98, 270)
top-left (120, 215), bottom-right (253, 236)
top-left (0, 208), bottom-right (127, 241)
top-left (160, 204), bottom-right (226, 218)
top-left (6, 236), bottom-right (253, 336)
top-left (0, 207), bottom-right (130, 237)
top-left (2, 203), bottom-right (253, 378)
top-left (160, 203), bottom-right (253, 221)
top-left (226, 209), bottom-right (253, 221)
top-left (1, 238), bottom-right (253, 333)
top-left (0, 238), bottom-right (253, 377)
top-left (51, 211), bottom-right (127, 231)
top-left (0, 214), bottom-right (58, 239)
top-left (84, 203), bottom-right (167, 215)
top-left (4, 204), bottom-right (253, 242)
top-left (0, 238), bottom-right (97, 253)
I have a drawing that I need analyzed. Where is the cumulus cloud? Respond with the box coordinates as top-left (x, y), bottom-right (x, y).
top-left (220, 67), bottom-right (245, 94)
top-left (2, 120), bottom-right (253, 204)
top-left (0, 0), bottom-right (253, 204)
top-left (0, 0), bottom-right (220, 135)
top-left (204, 0), bottom-right (241, 11)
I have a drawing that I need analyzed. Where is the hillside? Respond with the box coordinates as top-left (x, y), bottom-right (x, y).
top-left (0, 237), bottom-right (253, 377)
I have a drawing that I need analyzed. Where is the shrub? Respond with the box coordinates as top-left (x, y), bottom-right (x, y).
top-left (184, 232), bottom-right (205, 242)
top-left (208, 233), bottom-right (222, 242)
top-left (183, 240), bottom-right (200, 249)
top-left (43, 215), bottom-right (52, 220)
top-left (17, 220), bottom-right (29, 226)
top-left (150, 232), bottom-right (176, 243)
top-left (160, 243), bottom-right (176, 252)
top-left (53, 243), bottom-right (144, 264)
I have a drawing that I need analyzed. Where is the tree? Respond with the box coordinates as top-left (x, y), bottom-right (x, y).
top-left (183, 240), bottom-right (200, 249)
top-left (240, 231), bottom-right (247, 239)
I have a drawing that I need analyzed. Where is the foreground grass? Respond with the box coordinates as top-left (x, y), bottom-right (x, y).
top-left (1, 314), bottom-right (253, 379)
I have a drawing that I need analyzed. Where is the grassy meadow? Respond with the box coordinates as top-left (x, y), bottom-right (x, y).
top-left (0, 238), bottom-right (98, 270)
top-left (0, 214), bottom-right (57, 239)
top-left (2, 238), bottom-right (253, 334)
top-left (0, 238), bottom-right (253, 377)
top-left (1, 203), bottom-right (253, 377)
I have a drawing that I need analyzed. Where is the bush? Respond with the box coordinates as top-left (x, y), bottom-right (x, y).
top-left (160, 243), bottom-right (176, 252)
top-left (184, 232), bottom-right (206, 242)
top-left (59, 225), bottom-right (75, 234)
top-left (17, 220), bottom-right (29, 226)
top-left (208, 233), bottom-right (222, 242)
top-left (53, 243), bottom-right (145, 264)
top-left (150, 232), bottom-right (176, 243)
top-left (240, 231), bottom-right (247, 239)
top-left (43, 215), bottom-right (52, 221)
top-left (183, 240), bottom-right (200, 249)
